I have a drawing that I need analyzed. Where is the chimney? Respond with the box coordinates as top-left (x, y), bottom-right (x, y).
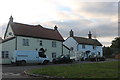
top-left (9, 16), bottom-right (13, 23)
top-left (70, 29), bottom-right (74, 37)
top-left (88, 31), bottom-right (92, 39)
top-left (54, 25), bottom-right (58, 30)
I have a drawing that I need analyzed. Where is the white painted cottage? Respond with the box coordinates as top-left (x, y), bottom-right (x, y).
top-left (0, 16), bottom-right (64, 64)
top-left (63, 30), bottom-right (103, 60)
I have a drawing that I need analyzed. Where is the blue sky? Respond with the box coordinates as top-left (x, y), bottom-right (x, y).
top-left (0, 0), bottom-right (119, 46)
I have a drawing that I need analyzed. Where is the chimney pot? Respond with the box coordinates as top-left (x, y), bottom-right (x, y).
top-left (70, 29), bottom-right (74, 37)
top-left (54, 25), bottom-right (58, 30)
top-left (88, 31), bottom-right (92, 39)
top-left (9, 16), bottom-right (13, 22)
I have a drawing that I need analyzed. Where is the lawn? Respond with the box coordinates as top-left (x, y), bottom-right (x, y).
top-left (28, 61), bottom-right (119, 78)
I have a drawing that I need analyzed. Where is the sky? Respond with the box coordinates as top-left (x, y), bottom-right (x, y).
top-left (0, 0), bottom-right (119, 46)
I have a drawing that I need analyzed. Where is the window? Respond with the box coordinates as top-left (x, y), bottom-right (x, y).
top-left (2, 51), bottom-right (9, 59)
top-left (52, 52), bottom-right (56, 58)
top-left (93, 45), bottom-right (96, 49)
top-left (52, 41), bottom-right (57, 47)
top-left (98, 52), bottom-right (100, 55)
top-left (82, 45), bottom-right (85, 49)
top-left (70, 47), bottom-right (74, 51)
top-left (23, 39), bottom-right (29, 46)
top-left (40, 40), bottom-right (42, 46)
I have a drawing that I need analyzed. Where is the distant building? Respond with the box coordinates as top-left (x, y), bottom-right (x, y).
top-left (0, 16), bottom-right (64, 64)
top-left (63, 30), bottom-right (103, 60)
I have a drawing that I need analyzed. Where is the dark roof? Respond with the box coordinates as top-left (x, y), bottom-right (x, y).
top-left (1, 37), bottom-right (15, 43)
top-left (73, 36), bottom-right (102, 46)
top-left (0, 37), bottom-right (3, 43)
top-left (63, 44), bottom-right (70, 50)
top-left (10, 22), bottom-right (64, 41)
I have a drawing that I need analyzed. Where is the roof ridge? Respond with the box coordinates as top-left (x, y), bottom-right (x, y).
top-left (13, 22), bottom-right (43, 27)
top-left (42, 27), bottom-right (55, 31)
top-left (13, 22), bottom-right (56, 31)
top-left (73, 36), bottom-right (97, 40)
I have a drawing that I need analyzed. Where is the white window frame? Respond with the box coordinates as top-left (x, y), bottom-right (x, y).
top-left (2, 51), bottom-right (9, 59)
top-left (52, 41), bottom-right (57, 47)
top-left (93, 45), bottom-right (96, 50)
top-left (82, 44), bottom-right (85, 49)
top-left (23, 39), bottom-right (29, 46)
top-left (40, 40), bottom-right (43, 46)
top-left (52, 52), bottom-right (56, 58)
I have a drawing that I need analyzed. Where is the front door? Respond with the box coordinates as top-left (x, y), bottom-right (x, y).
top-left (38, 48), bottom-right (46, 63)
top-left (86, 51), bottom-right (90, 59)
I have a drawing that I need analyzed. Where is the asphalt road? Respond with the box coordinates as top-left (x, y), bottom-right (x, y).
top-left (2, 63), bottom-right (77, 80)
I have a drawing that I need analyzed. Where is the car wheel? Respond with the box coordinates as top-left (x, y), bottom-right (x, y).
top-left (43, 60), bottom-right (48, 65)
top-left (52, 59), bottom-right (57, 64)
top-left (21, 60), bottom-right (26, 65)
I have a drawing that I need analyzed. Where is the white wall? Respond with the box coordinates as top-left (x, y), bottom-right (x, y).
top-left (64, 37), bottom-right (103, 57)
top-left (63, 37), bottom-right (78, 51)
top-left (17, 36), bottom-right (63, 61)
top-left (4, 25), bottom-right (14, 39)
top-left (0, 38), bottom-right (16, 64)
top-left (78, 44), bottom-right (102, 56)
top-left (63, 46), bottom-right (70, 55)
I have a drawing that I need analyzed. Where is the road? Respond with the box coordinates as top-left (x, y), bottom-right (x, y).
top-left (2, 63), bottom-right (77, 80)
top-left (1, 59), bottom-right (118, 80)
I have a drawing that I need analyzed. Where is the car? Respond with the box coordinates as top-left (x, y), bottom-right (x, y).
top-left (99, 56), bottom-right (106, 61)
top-left (11, 50), bottom-right (49, 65)
top-left (89, 56), bottom-right (106, 61)
top-left (52, 55), bottom-right (74, 64)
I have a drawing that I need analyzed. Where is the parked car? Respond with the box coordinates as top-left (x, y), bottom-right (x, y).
top-left (89, 56), bottom-right (106, 61)
top-left (99, 56), bottom-right (106, 61)
top-left (52, 55), bottom-right (74, 64)
top-left (11, 50), bottom-right (50, 65)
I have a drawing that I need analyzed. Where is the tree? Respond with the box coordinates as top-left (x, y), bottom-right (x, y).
top-left (110, 37), bottom-right (120, 54)
top-left (103, 46), bottom-right (112, 57)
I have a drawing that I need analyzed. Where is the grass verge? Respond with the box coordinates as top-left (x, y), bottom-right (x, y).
top-left (28, 61), bottom-right (119, 78)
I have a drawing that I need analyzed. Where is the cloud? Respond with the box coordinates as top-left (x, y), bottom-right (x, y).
top-left (41, 16), bottom-right (117, 47)
top-left (0, 23), bottom-right (7, 38)
top-left (0, 1), bottom-right (118, 46)
top-left (56, 1), bottom-right (118, 21)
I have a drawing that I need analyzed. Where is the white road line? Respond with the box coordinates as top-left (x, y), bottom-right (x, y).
top-left (2, 73), bottom-right (21, 76)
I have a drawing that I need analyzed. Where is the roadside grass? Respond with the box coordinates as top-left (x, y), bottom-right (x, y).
top-left (28, 61), bottom-right (119, 78)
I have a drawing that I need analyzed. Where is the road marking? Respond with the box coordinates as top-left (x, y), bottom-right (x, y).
top-left (2, 73), bottom-right (21, 76)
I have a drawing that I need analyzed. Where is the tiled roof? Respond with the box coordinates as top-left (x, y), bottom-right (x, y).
top-left (10, 22), bottom-right (64, 41)
top-left (0, 37), bottom-right (3, 43)
top-left (73, 36), bottom-right (102, 46)
top-left (1, 37), bottom-right (15, 43)
top-left (63, 44), bottom-right (70, 50)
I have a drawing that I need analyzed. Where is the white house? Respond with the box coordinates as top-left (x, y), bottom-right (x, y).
top-left (0, 16), bottom-right (64, 64)
top-left (63, 30), bottom-right (103, 60)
